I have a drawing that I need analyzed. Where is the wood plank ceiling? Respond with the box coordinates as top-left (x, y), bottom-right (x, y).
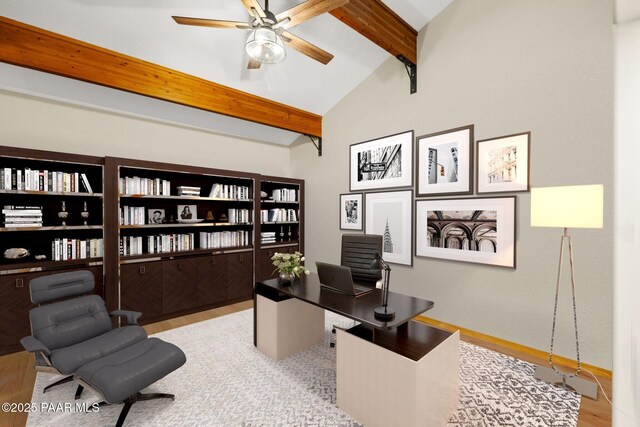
top-left (0, 0), bottom-right (417, 138)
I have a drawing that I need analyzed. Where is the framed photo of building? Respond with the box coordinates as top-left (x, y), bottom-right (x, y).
top-left (476, 132), bottom-right (530, 194)
top-left (415, 197), bottom-right (516, 268)
top-left (340, 193), bottom-right (363, 230)
top-left (416, 125), bottom-right (474, 197)
top-left (350, 130), bottom-right (413, 191)
top-left (365, 190), bottom-right (413, 266)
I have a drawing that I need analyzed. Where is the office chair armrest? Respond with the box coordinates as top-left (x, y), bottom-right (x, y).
top-left (20, 336), bottom-right (51, 356)
top-left (110, 310), bottom-right (143, 325)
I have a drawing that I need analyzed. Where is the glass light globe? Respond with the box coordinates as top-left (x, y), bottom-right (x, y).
top-left (245, 27), bottom-right (286, 64)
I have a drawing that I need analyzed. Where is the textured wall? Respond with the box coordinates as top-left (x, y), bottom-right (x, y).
top-left (0, 90), bottom-right (292, 177)
top-left (291, 0), bottom-right (614, 368)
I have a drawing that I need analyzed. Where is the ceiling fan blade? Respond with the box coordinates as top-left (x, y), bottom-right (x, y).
top-left (247, 58), bottom-right (262, 69)
top-left (275, 0), bottom-right (349, 30)
top-left (281, 31), bottom-right (334, 65)
top-left (241, 0), bottom-right (267, 18)
top-left (172, 16), bottom-right (250, 29)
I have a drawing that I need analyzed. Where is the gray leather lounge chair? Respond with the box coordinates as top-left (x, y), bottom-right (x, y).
top-left (20, 270), bottom-right (148, 397)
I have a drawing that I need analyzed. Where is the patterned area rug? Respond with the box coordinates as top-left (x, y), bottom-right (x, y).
top-left (27, 309), bottom-right (579, 426)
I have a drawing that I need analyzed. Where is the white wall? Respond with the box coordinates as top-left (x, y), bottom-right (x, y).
top-left (613, 12), bottom-right (640, 427)
top-left (0, 90), bottom-right (292, 177)
top-left (291, 0), bottom-right (614, 369)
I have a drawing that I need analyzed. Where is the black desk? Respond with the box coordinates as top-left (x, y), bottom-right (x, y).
top-left (253, 273), bottom-right (434, 346)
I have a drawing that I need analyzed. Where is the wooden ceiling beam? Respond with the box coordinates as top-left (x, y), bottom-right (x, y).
top-left (0, 17), bottom-right (322, 137)
top-left (330, 0), bottom-right (417, 65)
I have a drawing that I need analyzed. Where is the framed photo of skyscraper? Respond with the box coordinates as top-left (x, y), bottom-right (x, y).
top-left (476, 132), bottom-right (530, 194)
top-left (364, 190), bottom-right (413, 266)
top-left (349, 130), bottom-right (414, 191)
top-left (416, 125), bottom-right (474, 197)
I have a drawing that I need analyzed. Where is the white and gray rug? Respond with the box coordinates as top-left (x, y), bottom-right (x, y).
top-left (27, 309), bottom-right (580, 426)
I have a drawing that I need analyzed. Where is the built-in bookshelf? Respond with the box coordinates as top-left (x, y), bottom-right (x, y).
top-left (0, 146), bottom-right (105, 355)
top-left (256, 176), bottom-right (304, 282)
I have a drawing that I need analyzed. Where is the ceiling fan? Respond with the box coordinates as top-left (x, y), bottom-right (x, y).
top-left (172, 0), bottom-right (349, 69)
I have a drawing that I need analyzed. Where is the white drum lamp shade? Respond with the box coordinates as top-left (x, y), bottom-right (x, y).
top-left (531, 184), bottom-right (604, 229)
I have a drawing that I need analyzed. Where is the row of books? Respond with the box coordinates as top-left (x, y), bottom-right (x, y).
top-left (119, 233), bottom-right (196, 256)
top-left (259, 208), bottom-right (298, 223)
top-left (1, 168), bottom-right (93, 193)
top-left (51, 238), bottom-right (103, 261)
top-left (120, 236), bottom-right (144, 256)
top-left (119, 206), bottom-right (145, 225)
top-left (200, 231), bottom-right (250, 249)
top-left (227, 209), bottom-right (251, 224)
top-left (271, 188), bottom-right (297, 202)
top-left (260, 231), bottom-right (276, 244)
top-left (119, 177), bottom-right (171, 196)
top-left (3, 205), bottom-right (43, 227)
top-left (177, 186), bottom-right (200, 196)
top-left (209, 183), bottom-right (250, 200)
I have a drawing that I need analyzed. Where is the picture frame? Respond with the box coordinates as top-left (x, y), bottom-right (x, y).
top-left (349, 130), bottom-right (414, 191)
top-left (476, 132), bottom-right (530, 194)
top-left (416, 125), bottom-right (474, 197)
top-left (339, 193), bottom-right (363, 230)
top-left (365, 190), bottom-right (413, 266)
top-left (177, 204), bottom-right (197, 221)
top-left (415, 196), bottom-right (516, 268)
top-left (147, 208), bottom-right (165, 224)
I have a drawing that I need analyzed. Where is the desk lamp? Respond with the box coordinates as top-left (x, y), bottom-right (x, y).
top-left (370, 253), bottom-right (394, 320)
top-left (530, 184), bottom-right (603, 399)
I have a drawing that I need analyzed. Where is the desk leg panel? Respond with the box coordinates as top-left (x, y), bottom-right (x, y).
top-left (256, 294), bottom-right (325, 361)
top-left (336, 329), bottom-right (460, 427)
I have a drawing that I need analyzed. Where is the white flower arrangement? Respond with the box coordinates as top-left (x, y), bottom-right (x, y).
top-left (271, 251), bottom-right (310, 278)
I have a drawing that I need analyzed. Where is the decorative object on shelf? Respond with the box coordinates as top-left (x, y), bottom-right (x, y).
top-left (370, 253), bottom-right (394, 320)
top-left (271, 251), bottom-right (309, 285)
top-left (148, 208), bottom-right (166, 224)
top-left (178, 204), bottom-right (197, 221)
top-left (260, 191), bottom-right (268, 199)
top-left (287, 226), bottom-right (292, 241)
top-left (477, 132), bottom-right (530, 194)
top-left (218, 213), bottom-right (229, 223)
top-left (58, 200), bottom-right (68, 226)
top-left (364, 190), bottom-right (413, 266)
top-left (339, 193), bottom-right (363, 230)
top-left (3, 247), bottom-right (29, 259)
top-left (35, 254), bottom-right (47, 260)
top-left (279, 226), bottom-right (284, 241)
top-left (81, 201), bottom-right (89, 225)
top-left (206, 211), bottom-right (215, 222)
top-left (530, 184), bottom-right (603, 399)
top-left (168, 214), bottom-right (176, 224)
top-left (416, 125), bottom-right (474, 197)
top-left (415, 197), bottom-right (516, 268)
top-left (177, 218), bottom-right (205, 224)
top-left (350, 130), bottom-right (414, 191)
top-left (177, 186), bottom-right (201, 197)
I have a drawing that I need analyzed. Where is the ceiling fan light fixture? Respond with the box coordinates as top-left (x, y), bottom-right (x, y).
top-left (245, 27), bottom-right (286, 64)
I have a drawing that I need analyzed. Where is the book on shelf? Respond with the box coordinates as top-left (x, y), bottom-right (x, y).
top-left (3, 206), bottom-right (44, 227)
top-left (200, 230), bottom-right (250, 249)
top-left (119, 206), bottom-right (146, 226)
top-left (209, 183), bottom-right (250, 200)
top-left (1, 168), bottom-right (89, 192)
top-left (80, 173), bottom-right (93, 193)
top-left (271, 188), bottom-right (298, 202)
top-left (119, 176), bottom-right (171, 196)
top-left (51, 238), bottom-right (103, 261)
top-left (177, 186), bottom-right (201, 196)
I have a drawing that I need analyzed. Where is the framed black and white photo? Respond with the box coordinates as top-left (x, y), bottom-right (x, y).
top-left (365, 190), bottom-right (413, 266)
top-left (177, 204), bottom-right (197, 221)
top-left (340, 193), bottom-right (363, 230)
top-left (416, 125), bottom-right (474, 197)
top-left (415, 197), bottom-right (516, 268)
top-left (476, 132), bottom-right (530, 194)
top-left (350, 130), bottom-right (413, 191)
top-left (148, 208), bottom-right (165, 224)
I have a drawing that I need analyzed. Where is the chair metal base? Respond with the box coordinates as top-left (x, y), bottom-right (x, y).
top-left (43, 375), bottom-right (73, 393)
top-left (534, 365), bottom-right (598, 400)
top-left (115, 392), bottom-right (175, 427)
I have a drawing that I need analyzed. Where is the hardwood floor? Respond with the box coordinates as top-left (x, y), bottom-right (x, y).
top-left (0, 300), bottom-right (612, 426)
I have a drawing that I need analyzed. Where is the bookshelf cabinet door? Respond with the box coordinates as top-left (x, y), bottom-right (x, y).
top-left (257, 248), bottom-right (278, 283)
top-left (227, 252), bottom-right (253, 300)
top-left (162, 258), bottom-right (197, 314)
top-left (196, 255), bottom-right (228, 306)
top-left (0, 271), bottom-right (47, 355)
top-left (120, 262), bottom-right (162, 319)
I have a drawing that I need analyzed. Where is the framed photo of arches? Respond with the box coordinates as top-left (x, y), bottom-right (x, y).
top-left (415, 197), bottom-right (515, 268)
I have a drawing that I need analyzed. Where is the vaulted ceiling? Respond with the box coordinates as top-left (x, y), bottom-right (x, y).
top-left (0, 0), bottom-right (452, 144)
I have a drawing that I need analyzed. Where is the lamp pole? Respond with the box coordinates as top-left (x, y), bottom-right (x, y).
top-left (371, 254), bottom-right (394, 320)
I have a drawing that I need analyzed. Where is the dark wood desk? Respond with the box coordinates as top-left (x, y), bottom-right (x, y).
top-left (253, 273), bottom-right (434, 346)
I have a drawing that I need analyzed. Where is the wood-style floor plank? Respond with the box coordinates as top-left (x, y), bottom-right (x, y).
top-left (0, 300), bottom-right (611, 426)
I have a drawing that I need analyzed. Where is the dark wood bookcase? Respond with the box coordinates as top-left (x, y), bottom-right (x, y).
top-left (0, 148), bottom-right (304, 354)
top-left (256, 176), bottom-right (305, 282)
top-left (0, 146), bottom-right (105, 355)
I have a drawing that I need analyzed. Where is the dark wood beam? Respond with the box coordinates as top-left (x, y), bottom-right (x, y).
top-left (330, 0), bottom-right (417, 65)
top-left (0, 17), bottom-right (322, 137)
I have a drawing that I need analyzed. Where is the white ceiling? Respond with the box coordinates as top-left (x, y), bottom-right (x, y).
top-left (0, 0), bottom-right (452, 144)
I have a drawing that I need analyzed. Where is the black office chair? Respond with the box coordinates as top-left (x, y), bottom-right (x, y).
top-left (330, 234), bottom-right (383, 347)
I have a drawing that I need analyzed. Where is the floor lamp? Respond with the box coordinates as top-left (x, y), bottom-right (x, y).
top-left (530, 184), bottom-right (603, 399)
